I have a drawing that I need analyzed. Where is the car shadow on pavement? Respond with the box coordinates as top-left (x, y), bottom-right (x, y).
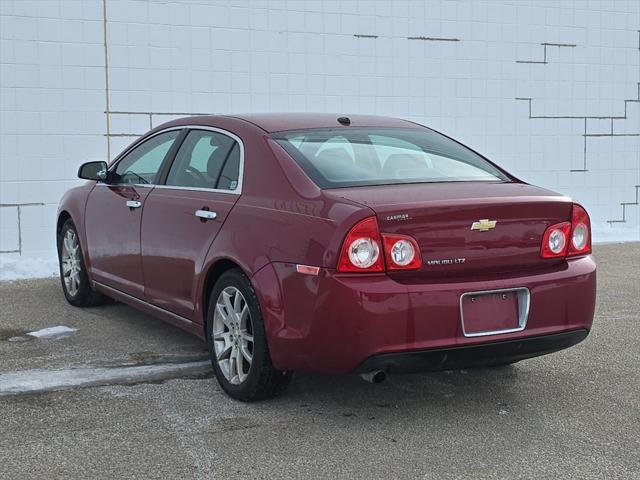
top-left (234, 365), bottom-right (546, 423)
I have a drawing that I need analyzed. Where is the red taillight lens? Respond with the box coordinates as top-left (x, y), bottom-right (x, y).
top-left (540, 222), bottom-right (571, 258)
top-left (337, 217), bottom-right (422, 272)
top-left (382, 234), bottom-right (422, 270)
top-left (568, 204), bottom-right (591, 256)
top-left (337, 217), bottom-right (384, 272)
top-left (540, 204), bottom-right (592, 259)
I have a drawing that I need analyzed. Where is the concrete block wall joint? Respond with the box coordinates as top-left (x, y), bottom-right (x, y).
top-left (0, 203), bottom-right (46, 255)
top-left (516, 43), bottom-right (576, 64)
top-left (607, 186), bottom-right (640, 224)
top-left (516, 31), bottom-right (640, 224)
top-left (104, 111), bottom-right (210, 138)
top-left (407, 37), bottom-right (459, 42)
top-left (103, 0), bottom-right (111, 163)
top-left (353, 35), bottom-right (459, 41)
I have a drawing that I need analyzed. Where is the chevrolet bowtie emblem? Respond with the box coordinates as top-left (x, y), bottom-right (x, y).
top-left (470, 219), bottom-right (497, 232)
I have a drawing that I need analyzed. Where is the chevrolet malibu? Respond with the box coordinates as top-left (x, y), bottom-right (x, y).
top-left (57, 113), bottom-right (596, 400)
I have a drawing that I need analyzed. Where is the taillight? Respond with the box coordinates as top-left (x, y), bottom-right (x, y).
top-left (540, 222), bottom-right (571, 258)
top-left (382, 234), bottom-right (422, 270)
top-left (540, 203), bottom-right (592, 259)
top-left (568, 204), bottom-right (591, 256)
top-left (337, 217), bottom-right (384, 272)
top-left (337, 217), bottom-right (422, 272)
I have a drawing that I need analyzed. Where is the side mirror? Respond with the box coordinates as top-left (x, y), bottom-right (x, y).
top-left (78, 161), bottom-right (108, 181)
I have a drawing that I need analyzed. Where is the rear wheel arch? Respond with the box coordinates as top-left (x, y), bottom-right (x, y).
top-left (202, 258), bottom-right (250, 335)
top-left (205, 266), bottom-right (293, 400)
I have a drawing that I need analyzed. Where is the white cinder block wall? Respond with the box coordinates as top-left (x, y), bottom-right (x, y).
top-left (1, 0), bottom-right (639, 279)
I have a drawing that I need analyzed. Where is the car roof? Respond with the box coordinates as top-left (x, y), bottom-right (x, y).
top-left (158, 113), bottom-right (422, 134)
top-left (226, 113), bottom-right (421, 133)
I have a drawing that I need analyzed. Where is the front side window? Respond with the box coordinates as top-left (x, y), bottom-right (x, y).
top-left (165, 129), bottom-right (240, 191)
top-left (273, 127), bottom-right (510, 188)
top-left (112, 130), bottom-right (180, 185)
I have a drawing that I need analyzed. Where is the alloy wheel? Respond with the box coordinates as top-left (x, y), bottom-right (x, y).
top-left (212, 286), bottom-right (254, 385)
top-left (61, 229), bottom-right (82, 296)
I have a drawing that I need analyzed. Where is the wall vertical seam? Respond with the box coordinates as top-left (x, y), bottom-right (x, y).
top-left (102, 0), bottom-right (111, 162)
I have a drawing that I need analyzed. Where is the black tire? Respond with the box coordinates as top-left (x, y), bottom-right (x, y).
top-left (57, 218), bottom-right (106, 307)
top-left (207, 269), bottom-right (292, 401)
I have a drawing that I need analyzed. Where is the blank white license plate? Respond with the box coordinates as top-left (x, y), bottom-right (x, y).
top-left (460, 288), bottom-right (530, 337)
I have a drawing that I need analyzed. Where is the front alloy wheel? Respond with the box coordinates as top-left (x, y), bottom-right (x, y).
top-left (61, 228), bottom-right (82, 296)
top-left (57, 218), bottom-right (106, 307)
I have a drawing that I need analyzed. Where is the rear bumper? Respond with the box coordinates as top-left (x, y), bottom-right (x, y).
top-left (252, 255), bottom-right (596, 374)
top-left (354, 329), bottom-right (589, 374)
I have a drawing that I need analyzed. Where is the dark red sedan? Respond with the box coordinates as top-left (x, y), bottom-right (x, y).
top-left (58, 113), bottom-right (596, 400)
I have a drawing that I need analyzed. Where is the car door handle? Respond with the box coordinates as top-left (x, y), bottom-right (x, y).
top-left (195, 210), bottom-right (217, 220)
top-left (126, 200), bottom-right (142, 209)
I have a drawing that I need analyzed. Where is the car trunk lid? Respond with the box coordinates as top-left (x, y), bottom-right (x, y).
top-left (326, 182), bottom-right (573, 278)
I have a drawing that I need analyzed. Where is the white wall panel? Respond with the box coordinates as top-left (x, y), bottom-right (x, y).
top-left (0, 0), bottom-right (638, 275)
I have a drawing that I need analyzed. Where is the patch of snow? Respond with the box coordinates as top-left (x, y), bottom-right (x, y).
top-left (27, 325), bottom-right (77, 338)
top-left (0, 361), bottom-right (211, 395)
top-left (0, 255), bottom-right (58, 281)
top-left (7, 336), bottom-right (31, 343)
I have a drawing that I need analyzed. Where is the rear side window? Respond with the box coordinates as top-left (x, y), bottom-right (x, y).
top-left (273, 127), bottom-right (509, 188)
top-left (165, 129), bottom-right (240, 191)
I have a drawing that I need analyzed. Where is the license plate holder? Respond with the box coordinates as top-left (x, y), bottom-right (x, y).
top-left (460, 288), bottom-right (530, 337)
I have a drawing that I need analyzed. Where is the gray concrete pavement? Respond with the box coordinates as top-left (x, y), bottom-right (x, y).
top-left (0, 243), bottom-right (639, 479)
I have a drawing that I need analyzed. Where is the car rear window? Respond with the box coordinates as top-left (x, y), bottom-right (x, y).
top-left (273, 127), bottom-right (510, 188)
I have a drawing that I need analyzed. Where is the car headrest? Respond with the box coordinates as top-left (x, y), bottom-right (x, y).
top-left (382, 153), bottom-right (429, 177)
top-left (314, 147), bottom-right (353, 176)
top-left (207, 147), bottom-right (225, 179)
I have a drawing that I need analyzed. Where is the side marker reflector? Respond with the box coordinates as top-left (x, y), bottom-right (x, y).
top-left (296, 264), bottom-right (320, 276)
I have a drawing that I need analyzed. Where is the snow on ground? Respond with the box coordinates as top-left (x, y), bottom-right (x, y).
top-left (26, 325), bottom-right (77, 338)
top-left (0, 255), bottom-right (58, 281)
top-left (0, 361), bottom-right (211, 395)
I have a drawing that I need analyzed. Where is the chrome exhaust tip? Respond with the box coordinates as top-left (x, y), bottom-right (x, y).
top-left (359, 370), bottom-right (386, 384)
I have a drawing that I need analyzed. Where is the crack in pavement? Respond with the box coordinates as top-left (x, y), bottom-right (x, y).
top-left (0, 361), bottom-right (212, 396)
